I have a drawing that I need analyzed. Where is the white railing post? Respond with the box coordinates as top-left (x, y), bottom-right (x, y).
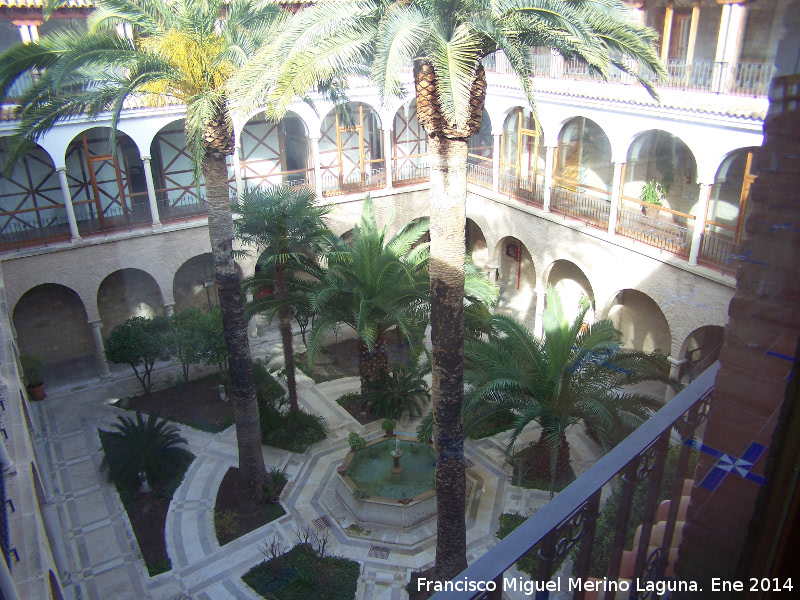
top-left (689, 183), bottom-right (712, 266)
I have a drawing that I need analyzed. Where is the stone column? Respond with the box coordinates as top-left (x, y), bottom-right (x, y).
top-left (533, 285), bottom-right (546, 339)
top-left (685, 0), bottom-right (702, 82)
top-left (543, 145), bottom-right (556, 212)
top-left (17, 24), bottom-right (31, 44)
top-left (486, 261), bottom-right (499, 283)
top-left (689, 183), bottom-right (713, 266)
top-left (608, 161), bottom-right (624, 236)
top-left (383, 128), bottom-right (393, 189)
top-left (164, 302), bottom-right (175, 317)
top-left (56, 167), bottom-right (81, 242)
top-left (310, 136), bottom-right (323, 196)
top-left (492, 134), bottom-right (501, 194)
top-left (713, 1), bottom-right (747, 93)
top-left (141, 156), bottom-right (162, 228)
top-left (661, 1), bottom-right (675, 63)
top-left (245, 291), bottom-right (258, 339)
top-left (88, 320), bottom-right (111, 378)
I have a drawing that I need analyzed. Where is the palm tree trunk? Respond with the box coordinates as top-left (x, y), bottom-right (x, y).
top-left (202, 153), bottom-right (269, 500)
top-left (428, 134), bottom-right (469, 582)
top-left (358, 335), bottom-right (388, 398)
top-left (529, 430), bottom-right (572, 484)
top-left (274, 262), bottom-right (299, 412)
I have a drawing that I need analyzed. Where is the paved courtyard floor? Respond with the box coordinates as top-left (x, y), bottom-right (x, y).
top-left (35, 325), bottom-right (603, 600)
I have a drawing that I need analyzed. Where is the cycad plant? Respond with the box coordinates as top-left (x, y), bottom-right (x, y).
top-left (464, 287), bottom-right (676, 493)
top-left (233, 185), bottom-right (332, 413)
top-left (230, 0), bottom-right (664, 579)
top-left (100, 412), bottom-right (188, 492)
top-left (363, 362), bottom-right (430, 420)
top-left (0, 0), bottom-right (289, 498)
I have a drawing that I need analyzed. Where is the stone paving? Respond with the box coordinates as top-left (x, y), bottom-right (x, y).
top-left (35, 326), bottom-right (604, 600)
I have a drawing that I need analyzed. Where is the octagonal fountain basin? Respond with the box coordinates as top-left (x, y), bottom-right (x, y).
top-left (336, 437), bottom-right (437, 529)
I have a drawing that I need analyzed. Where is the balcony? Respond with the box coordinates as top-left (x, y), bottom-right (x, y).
top-left (498, 173), bottom-right (544, 209)
top-left (550, 183), bottom-right (610, 230)
top-left (432, 363), bottom-right (719, 600)
top-left (321, 168), bottom-right (386, 197)
top-left (616, 205), bottom-right (692, 258)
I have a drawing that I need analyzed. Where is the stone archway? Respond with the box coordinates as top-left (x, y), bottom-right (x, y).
top-left (173, 253), bottom-right (219, 313)
top-left (97, 268), bottom-right (165, 339)
top-left (494, 236), bottom-right (536, 325)
top-left (606, 289), bottom-right (671, 354)
top-left (545, 260), bottom-right (596, 325)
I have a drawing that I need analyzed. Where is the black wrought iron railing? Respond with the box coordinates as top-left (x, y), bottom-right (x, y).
top-left (0, 210), bottom-right (72, 250)
top-left (74, 202), bottom-right (152, 236)
top-left (393, 163), bottom-right (431, 186)
top-left (321, 168), bottom-right (386, 196)
top-left (617, 207), bottom-right (691, 256)
top-left (698, 232), bottom-right (741, 275)
top-left (432, 363), bottom-right (718, 600)
top-left (466, 163), bottom-right (493, 190)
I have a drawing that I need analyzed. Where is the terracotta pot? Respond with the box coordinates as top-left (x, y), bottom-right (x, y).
top-left (337, 466), bottom-right (347, 475)
top-left (384, 430), bottom-right (394, 437)
top-left (642, 205), bottom-right (660, 219)
top-left (27, 383), bottom-right (46, 401)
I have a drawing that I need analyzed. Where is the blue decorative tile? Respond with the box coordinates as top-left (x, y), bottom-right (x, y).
top-left (685, 440), bottom-right (766, 491)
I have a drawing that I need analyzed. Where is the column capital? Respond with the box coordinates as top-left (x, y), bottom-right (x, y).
top-left (667, 356), bottom-right (688, 366)
top-left (55, 166), bottom-right (67, 173)
top-left (87, 319), bottom-right (102, 327)
top-left (141, 155), bottom-right (152, 162)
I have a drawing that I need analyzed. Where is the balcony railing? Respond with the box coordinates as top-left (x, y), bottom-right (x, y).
top-left (499, 173), bottom-right (544, 209)
top-left (466, 163), bottom-right (493, 190)
top-left (0, 209), bottom-right (72, 250)
top-left (74, 202), bottom-right (152, 235)
top-left (321, 168), bottom-right (386, 196)
top-left (393, 163), bottom-right (431, 186)
top-left (432, 362), bottom-right (718, 600)
top-left (699, 232), bottom-right (741, 275)
top-left (158, 195), bottom-right (208, 222)
top-left (616, 207), bottom-right (691, 256)
top-left (551, 185), bottom-right (610, 230)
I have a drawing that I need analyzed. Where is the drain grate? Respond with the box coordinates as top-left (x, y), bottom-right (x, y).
top-left (368, 545), bottom-right (391, 559)
top-left (312, 516), bottom-right (332, 531)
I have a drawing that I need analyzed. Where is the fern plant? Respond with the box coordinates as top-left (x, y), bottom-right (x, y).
top-left (100, 412), bottom-right (188, 491)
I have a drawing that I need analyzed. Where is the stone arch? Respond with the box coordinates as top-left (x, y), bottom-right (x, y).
top-left (554, 117), bottom-right (614, 193)
top-left (500, 107), bottom-right (545, 185)
top-left (707, 147), bottom-right (758, 241)
top-left (240, 109), bottom-right (312, 189)
top-left (623, 129), bottom-right (699, 217)
top-left (97, 269), bottom-right (166, 339)
top-left (173, 253), bottom-right (219, 313)
top-left (64, 127), bottom-right (149, 225)
top-left (605, 289), bottom-right (671, 354)
top-left (466, 218), bottom-right (489, 272)
top-left (493, 236), bottom-right (536, 324)
top-left (12, 283), bottom-right (97, 382)
top-left (467, 108), bottom-right (493, 168)
top-left (150, 118), bottom-right (205, 220)
top-left (392, 99), bottom-right (429, 184)
top-left (542, 259), bottom-right (596, 324)
top-left (679, 325), bottom-right (725, 375)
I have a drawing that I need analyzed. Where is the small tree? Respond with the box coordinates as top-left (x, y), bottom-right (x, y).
top-left (105, 316), bottom-right (171, 394)
top-left (169, 308), bottom-right (208, 383)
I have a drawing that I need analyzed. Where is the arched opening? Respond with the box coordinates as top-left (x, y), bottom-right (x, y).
top-left (554, 117), bottom-right (613, 195)
top-left (499, 107), bottom-right (545, 207)
top-left (607, 289), bottom-right (671, 354)
top-left (392, 100), bottom-right (429, 185)
top-left (173, 254), bottom-right (219, 313)
top-left (495, 236), bottom-right (535, 324)
top-left (545, 260), bottom-right (595, 325)
top-left (97, 269), bottom-right (165, 339)
top-left (679, 325), bottom-right (725, 381)
top-left (0, 138), bottom-right (70, 249)
top-left (319, 102), bottom-right (384, 195)
top-left (466, 219), bottom-right (488, 272)
top-left (65, 127), bottom-right (151, 233)
top-left (150, 120), bottom-right (208, 222)
top-left (466, 109), bottom-right (493, 188)
top-left (12, 284), bottom-right (96, 383)
top-left (241, 111), bottom-right (311, 189)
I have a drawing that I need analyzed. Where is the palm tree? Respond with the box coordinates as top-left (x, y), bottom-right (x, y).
top-left (307, 196), bottom-right (430, 398)
top-left (464, 287), bottom-right (676, 492)
top-left (230, 0), bottom-right (665, 580)
top-left (233, 185), bottom-right (332, 414)
top-left (0, 0), bottom-right (288, 499)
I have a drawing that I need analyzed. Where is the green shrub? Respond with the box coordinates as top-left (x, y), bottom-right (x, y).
top-left (105, 316), bottom-right (171, 394)
top-left (347, 432), bottom-right (366, 451)
top-left (99, 412), bottom-right (188, 491)
top-left (363, 363), bottom-right (429, 419)
top-left (259, 400), bottom-right (327, 453)
top-left (381, 418), bottom-right (396, 432)
top-left (20, 353), bottom-right (46, 387)
top-left (254, 361), bottom-right (288, 405)
top-left (336, 392), bottom-right (361, 409)
top-left (242, 543), bottom-right (359, 600)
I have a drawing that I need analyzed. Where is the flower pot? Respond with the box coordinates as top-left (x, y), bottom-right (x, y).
top-left (642, 205), bottom-right (660, 219)
top-left (384, 429), bottom-right (394, 437)
top-left (337, 466), bottom-right (347, 475)
top-left (27, 383), bottom-right (46, 401)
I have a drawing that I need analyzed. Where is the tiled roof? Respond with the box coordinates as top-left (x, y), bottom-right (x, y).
top-left (0, 0), bottom-right (93, 8)
top-left (1, 93), bottom-right (184, 121)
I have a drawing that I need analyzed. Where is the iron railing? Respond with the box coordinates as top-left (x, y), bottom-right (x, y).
top-left (698, 232), bottom-right (741, 275)
top-left (0, 210), bottom-right (72, 250)
top-left (616, 207), bottom-right (691, 256)
top-left (321, 168), bottom-right (386, 196)
top-left (499, 173), bottom-right (544, 209)
top-left (432, 363), bottom-right (718, 600)
top-left (0, 463), bottom-right (9, 570)
top-left (158, 196), bottom-right (208, 222)
top-left (550, 186), bottom-right (610, 230)
top-left (466, 163), bottom-right (493, 190)
top-left (74, 202), bottom-right (152, 236)
top-left (393, 163), bottom-right (431, 186)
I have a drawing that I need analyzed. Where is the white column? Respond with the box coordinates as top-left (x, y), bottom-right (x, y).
top-left (0, 436), bottom-right (13, 474)
top-left (543, 145), bottom-right (556, 212)
top-left (533, 285), bottom-right (546, 339)
top-left (713, 2), bottom-right (746, 93)
top-left (383, 128), bottom-right (393, 189)
top-left (164, 303), bottom-right (175, 317)
top-left (492, 134), bottom-right (501, 194)
top-left (232, 138), bottom-right (243, 198)
top-left (56, 167), bottom-right (81, 242)
top-left (608, 161), bottom-right (624, 236)
top-left (689, 183), bottom-right (713, 266)
top-left (661, 1), bottom-right (675, 63)
top-left (18, 24), bottom-right (31, 44)
top-left (0, 554), bottom-right (21, 600)
top-left (88, 320), bottom-right (111, 378)
top-left (310, 136), bottom-right (323, 196)
top-left (246, 291), bottom-right (258, 339)
top-left (141, 156), bottom-right (161, 228)
top-left (486, 261), bottom-right (499, 283)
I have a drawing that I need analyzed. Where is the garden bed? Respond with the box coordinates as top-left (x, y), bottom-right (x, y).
top-left (294, 336), bottom-right (412, 383)
top-left (214, 467), bottom-right (286, 545)
top-left (99, 431), bottom-right (194, 576)
top-left (116, 374), bottom-right (233, 432)
top-left (243, 543), bottom-right (360, 600)
top-left (335, 391), bottom-right (377, 425)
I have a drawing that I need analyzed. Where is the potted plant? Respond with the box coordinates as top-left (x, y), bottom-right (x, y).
top-left (381, 418), bottom-right (397, 437)
top-left (347, 432), bottom-right (366, 452)
top-left (639, 180), bottom-right (665, 218)
top-left (20, 353), bottom-right (46, 400)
